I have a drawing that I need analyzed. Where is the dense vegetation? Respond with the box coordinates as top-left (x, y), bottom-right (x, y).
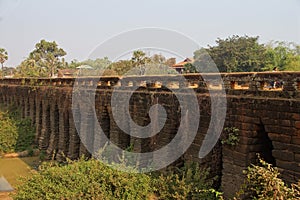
top-left (69, 50), bottom-right (177, 76)
top-left (0, 111), bottom-right (18, 153)
top-left (14, 40), bottom-right (66, 78)
top-left (12, 156), bottom-right (300, 200)
top-left (12, 158), bottom-right (222, 200)
top-left (236, 157), bottom-right (300, 199)
top-left (193, 35), bottom-right (300, 72)
top-left (1, 35), bottom-right (299, 77)
top-left (0, 108), bottom-right (35, 154)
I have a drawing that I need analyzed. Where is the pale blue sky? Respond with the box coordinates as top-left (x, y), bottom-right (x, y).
top-left (0, 0), bottom-right (300, 66)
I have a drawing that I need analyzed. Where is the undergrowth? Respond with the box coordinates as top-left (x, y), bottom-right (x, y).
top-left (0, 111), bottom-right (18, 153)
top-left (235, 156), bottom-right (300, 200)
top-left (0, 105), bottom-right (35, 154)
top-left (12, 158), bottom-right (223, 200)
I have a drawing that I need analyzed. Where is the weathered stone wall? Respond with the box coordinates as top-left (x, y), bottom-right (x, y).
top-left (0, 72), bottom-right (299, 198)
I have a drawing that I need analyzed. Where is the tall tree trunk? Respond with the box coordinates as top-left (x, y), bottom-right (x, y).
top-left (1, 63), bottom-right (3, 77)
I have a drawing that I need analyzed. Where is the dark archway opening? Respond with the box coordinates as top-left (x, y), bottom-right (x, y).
top-left (258, 123), bottom-right (276, 166)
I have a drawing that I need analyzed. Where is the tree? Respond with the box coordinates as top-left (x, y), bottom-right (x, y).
top-left (131, 50), bottom-right (151, 75)
top-left (264, 41), bottom-right (300, 71)
top-left (108, 51), bottom-right (151, 76)
top-left (80, 57), bottom-right (111, 70)
top-left (15, 59), bottom-right (46, 77)
top-left (165, 58), bottom-right (176, 67)
top-left (193, 48), bottom-right (218, 72)
top-left (28, 40), bottom-right (66, 77)
top-left (151, 54), bottom-right (166, 64)
top-left (142, 54), bottom-right (177, 75)
top-left (183, 63), bottom-right (197, 73)
top-left (203, 35), bottom-right (266, 72)
top-left (67, 59), bottom-right (81, 69)
top-left (0, 48), bottom-right (8, 76)
top-left (109, 51), bottom-right (178, 75)
top-left (66, 57), bottom-right (114, 76)
top-left (109, 60), bottom-right (133, 75)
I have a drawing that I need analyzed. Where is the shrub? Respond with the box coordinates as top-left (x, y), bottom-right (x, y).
top-left (221, 127), bottom-right (239, 146)
top-left (0, 111), bottom-right (18, 153)
top-left (13, 158), bottom-right (223, 200)
top-left (153, 162), bottom-right (223, 200)
top-left (236, 157), bottom-right (300, 199)
top-left (13, 158), bottom-right (154, 200)
top-left (14, 117), bottom-right (35, 152)
top-left (0, 108), bottom-right (35, 154)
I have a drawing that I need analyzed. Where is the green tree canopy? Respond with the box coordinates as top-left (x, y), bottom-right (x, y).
top-left (109, 60), bottom-right (133, 75)
top-left (66, 57), bottom-right (113, 76)
top-left (131, 50), bottom-right (151, 75)
top-left (15, 59), bottom-right (45, 77)
top-left (151, 54), bottom-right (166, 64)
top-left (195, 35), bottom-right (266, 72)
top-left (0, 48), bottom-right (8, 76)
top-left (76, 57), bottom-right (111, 70)
top-left (183, 63), bottom-right (197, 73)
top-left (17, 40), bottom-right (67, 77)
top-left (193, 48), bottom-right (218, 72)
top-left (264, 41), bottom-right (300, 71)
top-left (194, 36), bottom-right (300, 72)
top-left (108, 50), bottom-right (150, 75)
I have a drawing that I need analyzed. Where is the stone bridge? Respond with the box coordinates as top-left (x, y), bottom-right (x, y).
top-left (0, 72), bottom-right (300, 198)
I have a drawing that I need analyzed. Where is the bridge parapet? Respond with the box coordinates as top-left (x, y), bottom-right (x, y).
top-left (0, 72), bottom-right (299, 93)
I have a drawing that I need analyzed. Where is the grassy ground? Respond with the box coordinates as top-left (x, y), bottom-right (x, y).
top-left (0, 157), bottom-right (40, 199)
top-left (0, 192), bottom-right (12, 200)
top-left (0, 157), bottom-right (39, 186)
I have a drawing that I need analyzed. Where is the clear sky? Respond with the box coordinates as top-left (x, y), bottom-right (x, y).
top-left (0, 0), bottom-right (300, 67)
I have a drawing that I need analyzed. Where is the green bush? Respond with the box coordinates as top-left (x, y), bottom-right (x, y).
top-left (0, 111), bottom-right (18, 153)
top-left (221, 127), bottom-right (239, 146)
top-left (0, 108), bottom-right (35, 154)
top-left (13, 158), bottom-right (154, 200)
top-left (15, 117), bottom-right (35, 152)
top-left (153, 162), bottom-right (223, 199)
top-left (236, 157), bottom-right (300, 199)
top-left (13, 158), bottom-right (223, 200)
